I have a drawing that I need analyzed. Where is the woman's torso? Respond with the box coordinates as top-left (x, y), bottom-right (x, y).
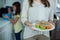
top-left (24, 1), bottom-right (51, 39)
top-left (28, 1), bottom-right (51, 22)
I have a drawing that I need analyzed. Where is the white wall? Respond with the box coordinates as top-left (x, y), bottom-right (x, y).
top-left (0, 0), bottom-right (4, 8)
top-left (4, 0), bottom-right (23, 7)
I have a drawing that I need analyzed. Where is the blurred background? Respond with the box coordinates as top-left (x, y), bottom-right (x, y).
top-left (0, 0), bottom-right (60, 40)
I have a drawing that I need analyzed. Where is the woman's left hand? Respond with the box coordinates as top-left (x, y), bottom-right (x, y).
top-left (48, 20), bottom-right (55, 26)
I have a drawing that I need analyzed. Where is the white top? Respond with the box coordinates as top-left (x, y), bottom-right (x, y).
top-left (21, 0), bottom-right (54, 39)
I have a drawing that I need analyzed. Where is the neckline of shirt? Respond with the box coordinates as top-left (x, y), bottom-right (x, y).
top-left (32, 1), bottom-right (44, 7)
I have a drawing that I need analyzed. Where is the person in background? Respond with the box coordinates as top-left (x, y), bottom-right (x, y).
top-left (6, 6), bottom-right (13, 19)
top-left (7, 6), bottom-right (13, 13)
top-left (5, 2), bottom-right (22, 40)
top-left (21, 0), bottom-right (55, 40)
top-left (2, 6), bottom-right (13, 20)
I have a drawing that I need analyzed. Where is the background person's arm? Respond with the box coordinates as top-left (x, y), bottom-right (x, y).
top-left (5, 15), bottom-right (20, 24)
top-left (8, 17), bottom-right (19, 24)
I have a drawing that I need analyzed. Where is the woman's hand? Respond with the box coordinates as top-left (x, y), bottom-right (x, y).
top-left (48, 20), bottom-right (55, 26)
top-left (24, 21), bottom-right (36, 30)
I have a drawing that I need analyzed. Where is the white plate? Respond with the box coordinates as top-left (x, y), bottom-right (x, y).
top-left (32, 23), bottom-right (55, 31)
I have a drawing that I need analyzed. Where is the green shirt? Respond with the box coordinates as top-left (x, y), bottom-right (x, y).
top-left (13, 15), bottom-right (22, 33)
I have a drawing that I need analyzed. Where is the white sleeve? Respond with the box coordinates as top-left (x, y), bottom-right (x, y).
top-left (49, 0), bottom-right (54, 21)
top-left (49, 8), bottom-right (54, 21)
top-left (21, 0), bottom-right (29, 24)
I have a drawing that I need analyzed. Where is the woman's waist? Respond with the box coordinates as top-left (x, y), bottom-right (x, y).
top-left (24, 26), bottom-right (41, 33)
top-left (23, 26), bottom-right (42, 39)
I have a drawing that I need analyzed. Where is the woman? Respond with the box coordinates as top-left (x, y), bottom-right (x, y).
top-left (5, 2), bottom-right (22, 40)
top-left (21, 0), bottom-right (54, 40)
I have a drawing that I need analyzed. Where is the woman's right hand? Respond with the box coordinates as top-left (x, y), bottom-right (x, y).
top-left (24, 21), bottom-right (32, 26)
top-left (24, 21), bottom-right (36, 30)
